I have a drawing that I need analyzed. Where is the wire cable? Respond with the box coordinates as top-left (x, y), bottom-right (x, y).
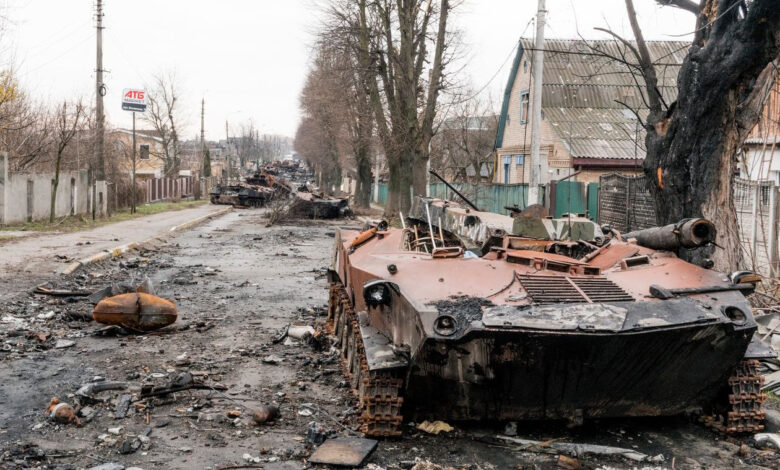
top-left (443, 17), bottom-right (535, 107)
top-left (664, 0), bottom-right (741, 37)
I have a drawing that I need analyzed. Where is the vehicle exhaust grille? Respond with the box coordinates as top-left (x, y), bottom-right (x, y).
top-left (570, 278), bottom-right (635, 303)
top-left (517, 275), bottom-right (634, 304)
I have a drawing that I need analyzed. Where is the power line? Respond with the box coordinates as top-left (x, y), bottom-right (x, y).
top-left (664, 0), bottom-right (741, 37)
top-left (443, 18), bottom-right (535, 107)
top-left (17, 30), bottom-right (95, 78)
top-left (25, 18), bottom-right (92, 53)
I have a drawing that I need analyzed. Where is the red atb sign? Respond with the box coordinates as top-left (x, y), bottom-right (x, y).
top-left (122, 88), bottom-right (147, 112)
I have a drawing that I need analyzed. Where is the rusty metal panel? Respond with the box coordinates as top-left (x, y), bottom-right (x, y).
top-left (482, 303), bottom-right (628, 331)
top-left (309, 438), bottom-right (377, 467)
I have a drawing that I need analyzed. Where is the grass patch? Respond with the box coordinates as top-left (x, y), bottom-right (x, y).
top-left (0, 200), bottom-right (207, 234)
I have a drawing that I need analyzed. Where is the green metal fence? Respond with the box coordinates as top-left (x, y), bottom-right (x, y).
top-left (375, 182), bottom-right (532, 215)
top-left (552, 181), bottom-right (587, 218)
top-left (374, 181), bottom-right (599, 220)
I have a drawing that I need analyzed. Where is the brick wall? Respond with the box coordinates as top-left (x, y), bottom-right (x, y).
top-left (496, 55), bottom-right (571, 184)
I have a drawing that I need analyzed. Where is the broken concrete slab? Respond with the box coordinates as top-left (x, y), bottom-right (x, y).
top-left (495, 435), bottom-right (651, 462)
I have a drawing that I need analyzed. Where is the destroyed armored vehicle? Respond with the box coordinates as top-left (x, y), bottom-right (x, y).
top-left (245, 169), bottom-right (292, 195)
top-left (209, 184), bottom-right (242, 206)
top-left (327, 196), bottom-right (770, 437)
top-left (209, 183), bottom-right (276, 207)
top-left (290, 190), bottom-right (351, 219)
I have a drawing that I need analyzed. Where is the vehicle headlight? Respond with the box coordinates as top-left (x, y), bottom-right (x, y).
top-left (722, 306), bottom-right (747, 325)
top-left (363, 280), bottom-right (393, 308)
top-left (433, 315), bottom-right (458, 336)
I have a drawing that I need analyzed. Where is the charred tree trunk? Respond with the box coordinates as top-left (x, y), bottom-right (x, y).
top-left (386, 151), bottom-right (413, 214)
top-left (641, 0), bottom-right (779, 271)
top-left (412, 149), bottom-right (428, 198)
top-left (354, 147), bottom-right (373, 208)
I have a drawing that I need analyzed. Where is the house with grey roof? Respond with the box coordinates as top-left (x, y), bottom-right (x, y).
top-left (494, 38), bottom-right (688, 185)
top-left (741, 80), bottom-right (780, 183)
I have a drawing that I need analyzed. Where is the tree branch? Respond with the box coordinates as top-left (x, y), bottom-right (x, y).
top-left (656, 0), bottom-right (701, 15)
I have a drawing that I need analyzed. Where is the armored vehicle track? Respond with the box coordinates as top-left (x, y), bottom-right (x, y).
top-left (328, 282), bottom-right (404, 437)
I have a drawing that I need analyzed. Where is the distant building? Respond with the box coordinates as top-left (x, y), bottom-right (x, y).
top-left (493, 38), bottom-right (688, 185)
top-left (740, 80), bottom-right (780, 183)
top-left (111, 129), bottom-right (168, 179)
top-left (432, 115), bottom-right (497, 183)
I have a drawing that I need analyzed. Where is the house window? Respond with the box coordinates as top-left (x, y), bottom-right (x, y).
top-left (502, 156), bottom-right (511, 184)
top-left (139, 144), bottom-right (150, 160)
top-left (515, 155), bottom-right (525, 167)
top-left (520, 91), bottom-right (530, 123)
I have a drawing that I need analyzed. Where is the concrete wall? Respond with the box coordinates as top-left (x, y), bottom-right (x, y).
top-left (0, 154), bottom-right (104, 225)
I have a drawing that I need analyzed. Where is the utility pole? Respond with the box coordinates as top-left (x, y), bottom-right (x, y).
top-left (200, 98), bottom-right (206, 172)
top-left (528, 0), bottom-right (546, 205)
top-left (225, 120), bottom-right (230, 183)
top-left (94, 0), bottom-right (105, 181)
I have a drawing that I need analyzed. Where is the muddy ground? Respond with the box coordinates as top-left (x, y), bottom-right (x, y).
top-left (1, 209), bottom-right (778, 470)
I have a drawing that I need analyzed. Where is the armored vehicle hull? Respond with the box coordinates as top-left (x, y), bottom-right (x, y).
top-left (328, 197), bottom-right (769, 436)
top-left (291, 191), bottom-right (350, 219)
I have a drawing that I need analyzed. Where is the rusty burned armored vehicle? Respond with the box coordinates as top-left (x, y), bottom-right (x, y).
top-left (327, 196), bottom-right (772, 437)
top-left (209, 168), bottom-right (290, 208)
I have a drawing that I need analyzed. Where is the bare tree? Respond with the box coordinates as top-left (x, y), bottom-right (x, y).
top-left (237, 121), bottom-right (262, 168)
top-left (0, 96), bottom-right (51, 171)
top-left (49, 99), bottom-right (86, 222)
top-left (0, 70), bottom-right (54, 172)
top-left (355, 0), bottom-right (457, 214)
top-left (316, 5), bottom-right (379, 207)
top-left (296, 49), bottom-right (347, 194)
top-left (431, 94), bottom-right (497, 183)
top-left (143, 73), bottom-right (181, 177)
top-left (596, 0), bottom-right (779, 270)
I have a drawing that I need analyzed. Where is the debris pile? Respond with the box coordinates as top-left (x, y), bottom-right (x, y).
top-left (750, 290), bottom-right (780, 394)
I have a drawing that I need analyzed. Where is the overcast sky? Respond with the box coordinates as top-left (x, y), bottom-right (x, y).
top-left (4, 0), bottom-right (696, 141)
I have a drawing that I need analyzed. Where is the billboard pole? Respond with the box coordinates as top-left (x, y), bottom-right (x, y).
top-left (121, 88), bottom-right (147, 214)
top-left (132, 111), bottom-right (137, 214)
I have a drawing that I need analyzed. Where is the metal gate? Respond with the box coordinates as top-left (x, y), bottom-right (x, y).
top-left (597, 173), bottom-right (657, 233)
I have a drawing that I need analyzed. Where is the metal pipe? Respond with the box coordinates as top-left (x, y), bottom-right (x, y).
top-left (425, 201), bottom-right (437, 249)
top-left (428, 170), bottom-right (480, 211)
top-left (624, 218), bottom-right (716, 250)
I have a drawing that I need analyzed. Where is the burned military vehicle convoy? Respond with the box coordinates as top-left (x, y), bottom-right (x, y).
top-left (327, 196), bottom-right (770, 437)
top-left (209, 161), bottom-right (350, 218)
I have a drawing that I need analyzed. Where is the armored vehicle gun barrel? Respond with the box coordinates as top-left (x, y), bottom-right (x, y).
top-left (623, 218), bottom-right (715, 250)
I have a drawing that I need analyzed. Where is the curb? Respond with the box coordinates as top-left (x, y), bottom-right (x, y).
top-left (60, 206), bottom-right (233, 275)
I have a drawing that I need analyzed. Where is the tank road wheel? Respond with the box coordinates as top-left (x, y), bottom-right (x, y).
top-left (701, 359), bottom-right (767, 434)
top-left (330, 282), bottom-right (405, 437)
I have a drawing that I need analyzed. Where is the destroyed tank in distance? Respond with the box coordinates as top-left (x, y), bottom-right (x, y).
top-left (327, 196), bottom-right (772, 437)
top-left (209, 183), bottom-right (276, 207)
